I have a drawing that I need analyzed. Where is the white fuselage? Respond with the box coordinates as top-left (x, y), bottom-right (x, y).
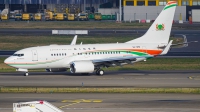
top-left (4, 43), bottom-right (162, 69)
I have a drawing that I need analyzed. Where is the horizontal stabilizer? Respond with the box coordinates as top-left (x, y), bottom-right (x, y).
top-left (158, 41), bottom-right (198, 49)
top-left (171, 41), bottom-right (198, 47)
top-left (160, 40), bottom-right (173, 55)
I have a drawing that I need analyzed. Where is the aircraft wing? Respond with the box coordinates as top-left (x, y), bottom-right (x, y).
top-left (92, 55), bottom-right (153, 67)
top-left (70, 35), bottom-right (77, 45)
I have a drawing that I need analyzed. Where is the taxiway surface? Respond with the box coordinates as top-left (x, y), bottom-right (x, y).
top-left (0, 70), bottom-right (200, 87)
top-left (0, 93), bottom-right (200, 112)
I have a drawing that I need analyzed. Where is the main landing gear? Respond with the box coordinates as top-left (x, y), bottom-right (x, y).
top-left (96, 69), bottom-right (104, 76)
top-left (24, 72), bottom-right (29, 76)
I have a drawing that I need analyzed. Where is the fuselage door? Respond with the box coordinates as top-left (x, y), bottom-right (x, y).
top-left (32, 50), bottom-right (38, 61)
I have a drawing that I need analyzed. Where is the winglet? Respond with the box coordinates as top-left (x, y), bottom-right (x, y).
top-left (70, 35), bottom-right (77, 45)
top-left (160, 40), bottom-right (173, 55)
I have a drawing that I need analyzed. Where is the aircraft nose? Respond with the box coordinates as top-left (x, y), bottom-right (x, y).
top-left (4, 57), bottom-right (11, 64)
top-left (4, 58), bottom-right (9, 64)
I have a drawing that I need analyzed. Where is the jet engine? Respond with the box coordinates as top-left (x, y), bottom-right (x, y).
top-left (70, 61), bottom-right (94, 73)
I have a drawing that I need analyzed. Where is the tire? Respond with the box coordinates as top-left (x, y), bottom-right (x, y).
top-left (98, 70), bottom-right (104, 76)
top-left (24, 72), bottom-right (29, 76)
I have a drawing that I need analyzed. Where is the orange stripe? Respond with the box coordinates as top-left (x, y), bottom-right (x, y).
top-left (167, 1), bottom-right (177, 5)
top-left (132, 49), bottom-right (162, 55)
top-left (122, 49), bottom-right (163, 55)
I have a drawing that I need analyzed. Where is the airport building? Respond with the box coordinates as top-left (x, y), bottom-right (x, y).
top-left (0, 0), bottom-right (119, 13)
top-left (123, 0), bottom-right (200, 22)
top-left (0, 0), bottom-right (199, 21)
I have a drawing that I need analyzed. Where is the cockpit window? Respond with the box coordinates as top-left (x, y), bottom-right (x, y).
top-left (13, 54), bottom-right (24, 57)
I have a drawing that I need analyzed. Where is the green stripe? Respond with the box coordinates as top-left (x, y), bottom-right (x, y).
top-left (164, 4), bottom-right (177, 10)
top-left (130, 51), bottom-right (147, 56)
top-left (121, 51), bottom-right (147, 56)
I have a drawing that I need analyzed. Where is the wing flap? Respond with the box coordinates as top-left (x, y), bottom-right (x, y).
top-left (92, 55), bottom-right (153, 67)
top-left (92, 55), bottom-right (152, 63)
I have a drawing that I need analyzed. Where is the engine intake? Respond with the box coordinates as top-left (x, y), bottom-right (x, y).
top-left (70, 61), bottom-right (94, 73)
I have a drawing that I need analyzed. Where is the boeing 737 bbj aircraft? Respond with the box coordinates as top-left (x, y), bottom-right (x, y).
top-left (5, 1), bottom-right (179, 76)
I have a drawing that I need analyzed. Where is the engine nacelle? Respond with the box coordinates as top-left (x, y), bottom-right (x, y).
top-left (46, 68), bottom-right (67, 72)
top-left (70, 61), bottom-right (94, 73)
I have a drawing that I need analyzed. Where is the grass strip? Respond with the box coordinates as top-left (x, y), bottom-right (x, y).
top-left (0, 87), bottom-right (200, 94)
top-left (0, 35), bottom-right (182, 50)
top-left (0, 21), bottom-right (152, 29)
top-left (0, 35), bottom-right (135, 50)
top-left (0, 35), bottom-right (183, 50)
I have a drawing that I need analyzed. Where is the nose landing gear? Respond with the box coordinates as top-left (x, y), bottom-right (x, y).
top-left (16, 68), bottom-right (29, 76)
